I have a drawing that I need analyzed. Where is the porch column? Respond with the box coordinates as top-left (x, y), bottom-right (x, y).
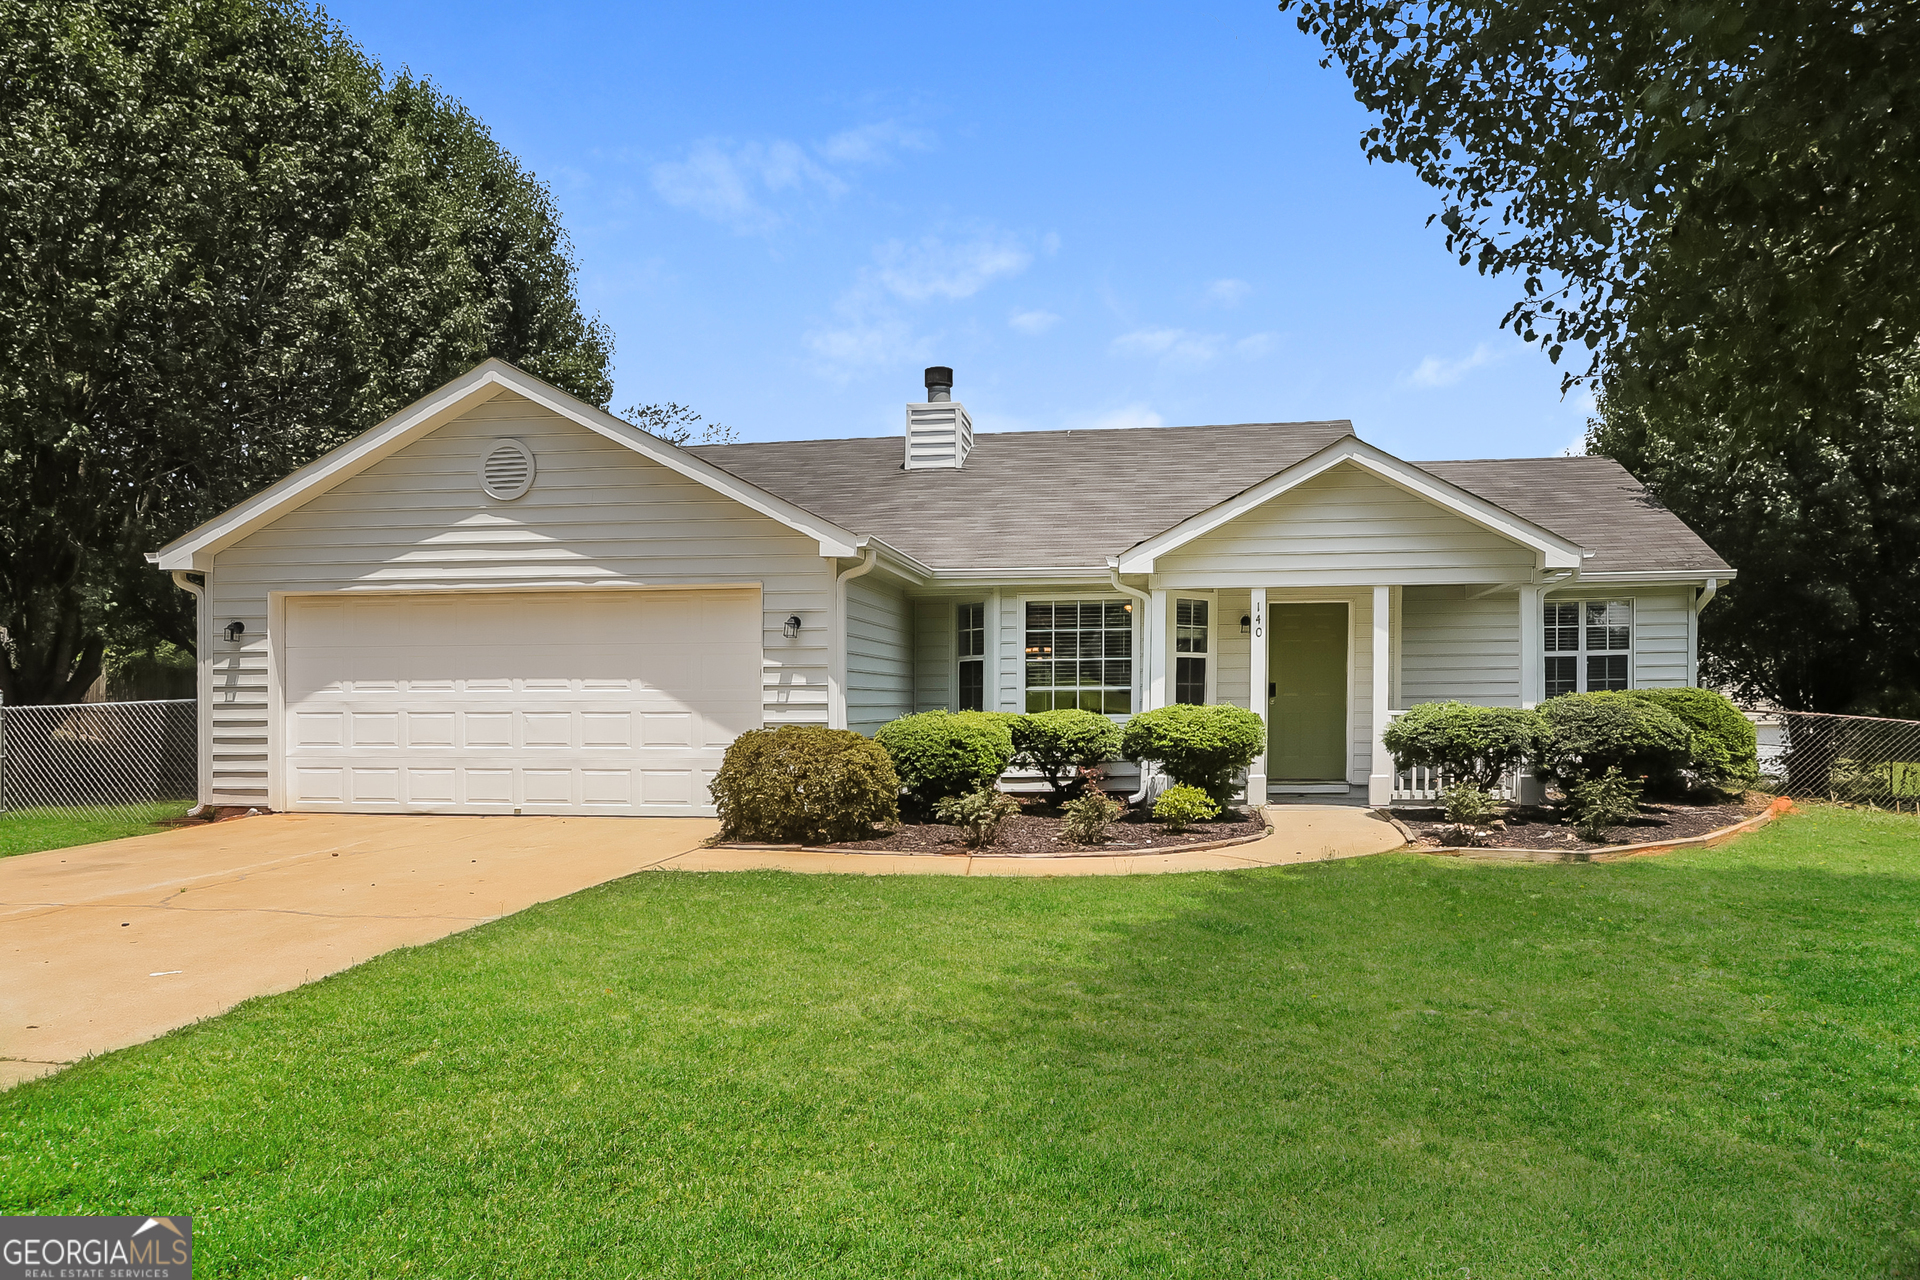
top-left (1246, 588), bottom-right (1267, 804)
top-left (1368, 585), bottom-right (1392, 807)
top-left (1516, 584), bottom-right (1548, 803)
top-left (1148, 587), bottom-right (1169, 710)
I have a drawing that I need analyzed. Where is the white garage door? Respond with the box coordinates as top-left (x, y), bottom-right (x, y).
top-left (282, 589), bottom-right (762, 815)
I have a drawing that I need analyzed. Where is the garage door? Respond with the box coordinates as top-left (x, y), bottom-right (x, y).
top-left (281, 589), bottom-right (762, 815)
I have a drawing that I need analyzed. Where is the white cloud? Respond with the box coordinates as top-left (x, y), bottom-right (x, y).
top-left (1407, 341), bottom-right (1503, 388)
top-left (650, 138), bottom-right (840, 232)
top-left (1234, 332), bottom-right (1277, 358)
top-left (803, 313), bottom-right (930, 377)
top-left (874, 234), bottom-right (1032, 302)
top-left (652, 121), bottom-right (932, 233)
top-left (1112, 327), bottom-right (1224, 365)
top-left (1206, 278), bottom-right (1253, 307)
top-left (817, 121), bottom-right (933, 165)
top-left (1009, 308), bottom-right (1061, 335)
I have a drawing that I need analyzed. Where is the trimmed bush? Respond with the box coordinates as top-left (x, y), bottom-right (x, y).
top-left (1382, 701), bottom-right (1546, 792)
top-left (1010, 709), bottom-right (1122, 802)
top-left (934, 787), bottom-right (1022, 849)
top-left (875, 710), bottom-right (1015, 807)
top-left (1537, 692), bottom-right (1692, 792)
top-left (710, 726), bottom-right (899, 844)
top-left (1120, 703), bottom-right (1265, 806)
top-left (1153, 784), bottom-right (1219, 832)
top-left (1627, 687), bottom-right (1759, 792)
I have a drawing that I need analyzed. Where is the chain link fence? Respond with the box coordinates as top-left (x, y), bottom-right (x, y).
top-left (0, 698), bottom-right (198, 822)
top-left (1751, 708), bottom-right (1920, 811)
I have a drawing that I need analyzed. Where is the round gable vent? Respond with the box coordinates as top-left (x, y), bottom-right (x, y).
top-left (480, 439), bottom-right (535, 500)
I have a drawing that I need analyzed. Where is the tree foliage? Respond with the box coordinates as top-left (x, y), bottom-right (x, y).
top-left (0, 0), bottom-right (613, 702)
top-left (1279, 1), bottom-right (1920, 713)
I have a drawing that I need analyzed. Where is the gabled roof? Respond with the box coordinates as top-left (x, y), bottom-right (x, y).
top-left (1112, 435), bottom-right (1584, 573)
top-left (690, 420), bottom-right (1355, 571)
top-left (150, 360), bottom-right (890, 572)
top-left (693, 423), bottom-right (1732, 577)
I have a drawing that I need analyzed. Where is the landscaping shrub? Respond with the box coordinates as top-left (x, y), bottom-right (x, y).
top-left (1061, 779), bottom-right (1121, 845)
top-left (934, 787), bottom-right (1022, 849)
top-left (1538, 692), bottom-right (1693, 794)
top-left (710, 726), bottom-right (899, 844)
top-left (1627, 687), bottom-right (1760, 793)
top-left (1010, 708), bottom-right (1122, 802)
top-left (1565, 766), bottom-right (1644, 843)
top-left (1440, 781), bottom-right (1501, 826)
top-left (1382, 701), bottom-right (1546, 791)
top-left (1120, 704), bottom-right (1265, 805)
top-left (876, 711), bottom-right (1016, 807)
top-left (1152, 784), bottom-right (1219, 832)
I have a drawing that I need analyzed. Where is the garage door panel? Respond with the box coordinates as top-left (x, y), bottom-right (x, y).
top-left (282, 589), bottom-right (760, 815)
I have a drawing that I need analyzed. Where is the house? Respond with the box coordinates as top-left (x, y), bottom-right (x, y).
top-left (150, 360), bottom-right (1732, 816)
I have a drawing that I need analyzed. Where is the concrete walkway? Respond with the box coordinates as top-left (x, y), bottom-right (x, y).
top-left (1, 804), bottom-right (1403, 1089)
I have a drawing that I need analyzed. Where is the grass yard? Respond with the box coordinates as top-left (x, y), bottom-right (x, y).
top-left (5, 806), bottom-right (1918, 1278)
top-left (0, 800), bottom-right (191, 857)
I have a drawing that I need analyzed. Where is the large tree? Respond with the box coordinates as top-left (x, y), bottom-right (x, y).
top-left (1278, 0), bottom-right (1920, 712)
top-left (0, 0), bottom-right (613, 703)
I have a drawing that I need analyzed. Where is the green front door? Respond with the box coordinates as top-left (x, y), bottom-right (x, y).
top-left (1267, 602), bottom-right (1348, 781)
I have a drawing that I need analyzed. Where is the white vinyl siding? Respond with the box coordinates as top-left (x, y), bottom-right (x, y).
top-left (846, 575), bottom-right (912, 735)
top-left (1400, 586), bottom-right (1523, 707)
top-left (1153, 461), bottom-right (1538, 588)
top-left (204, 390), bottom-right (829, 806)
top-left (1214, 588), bottom-right (1252, 709)
top-left (913, 598), bottom-right (954, 713)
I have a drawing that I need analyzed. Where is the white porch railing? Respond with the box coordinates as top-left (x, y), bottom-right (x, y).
top-left (1383, 709), bottom-right (1518, 803)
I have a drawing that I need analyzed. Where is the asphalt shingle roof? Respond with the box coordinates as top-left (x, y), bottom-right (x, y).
top-left (688, 422), bottom-right (1731, 577)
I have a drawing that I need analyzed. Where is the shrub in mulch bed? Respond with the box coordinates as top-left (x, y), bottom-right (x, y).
top-left (1394, 797), bottom-right (1764, 852)
top-left (755, 795), bottom-right (1264, 855)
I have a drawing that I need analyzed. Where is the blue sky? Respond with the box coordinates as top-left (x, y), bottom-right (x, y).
top-left (324, 0), bottom-right (1592, 460)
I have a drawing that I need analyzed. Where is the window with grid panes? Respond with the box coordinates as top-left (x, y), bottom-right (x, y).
top-left (1543, 599), bottom-right (1632, 696)
top-left (1174, 598), bottom-right (1209, 704)
top-left (1024, 599), bottom-right (1133, 713)
top-left (956, 602), bottom-right (986, 711)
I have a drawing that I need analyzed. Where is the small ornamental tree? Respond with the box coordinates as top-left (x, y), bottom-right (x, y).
top-left (1010, 709), bottom-right (1121, 802)
top-left (709, 726), bottom-right (899, 845)
top-left (1381, 701), bottom-right (1546, 792)
top-left (1537, 693), bottom-right (1693, 794)
top-left (1120, 704), bottom-right (1265, 807)
top-left (874, 711), bottom-right (1015, 808)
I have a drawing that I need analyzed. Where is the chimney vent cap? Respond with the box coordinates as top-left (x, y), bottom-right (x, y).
top-left (923, 366), bottom-right (953, 401)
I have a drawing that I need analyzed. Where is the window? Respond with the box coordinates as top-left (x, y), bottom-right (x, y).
top-left (1174, 598), bottom-right (1210, 704)
top-left (957, 602), bottom-right (986, 711)
top-left (1024, 599), bottom-right (1133, 714)
top-left (1544, 599), bottom-right (1632, 696)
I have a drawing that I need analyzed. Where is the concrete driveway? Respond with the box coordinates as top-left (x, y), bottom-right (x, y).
top-left (0, 812), bottom-right (716, 1088)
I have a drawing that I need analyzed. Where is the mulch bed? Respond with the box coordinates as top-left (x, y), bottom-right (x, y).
top-left (1394, 797), bottom-right (1761, 852)
top-left (770, 797), bottom-right (1266, 856)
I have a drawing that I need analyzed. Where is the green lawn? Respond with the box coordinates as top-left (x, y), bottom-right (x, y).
top-left (0, 801), bottom-right (191, 857)
top-left (6, 807), bottom-right (1918, 1277)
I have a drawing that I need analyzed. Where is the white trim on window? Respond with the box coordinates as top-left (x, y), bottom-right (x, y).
top-left (1172, 593), bottom-right (1216, 705)
top-left (1018, 594), bottom-right (1137, 717)
top-left (955, 600), bottom-right (987, 711)
top-left (1544, 597), bottom-right (1634, 695)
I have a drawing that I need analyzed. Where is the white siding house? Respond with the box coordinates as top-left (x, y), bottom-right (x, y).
top-left (156, 360), bottom-right (1733, 816)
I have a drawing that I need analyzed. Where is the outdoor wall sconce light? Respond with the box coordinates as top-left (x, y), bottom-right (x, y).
top-left (783, 615), bottom-right (802, 638)
top-left (224, 620), bottom-right (246, 643)
top-left (1240, 615), bottom-right (1252, 635)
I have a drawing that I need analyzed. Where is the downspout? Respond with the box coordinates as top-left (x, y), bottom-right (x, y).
top-left (1107, 561), bottom-right (1153, 804)
top-left (1692, 577), bottom-right (1719, 614)
top-left (168, 569), bottom-right (210, 817)
top-left (829, 544), bottom-right (879, 731)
